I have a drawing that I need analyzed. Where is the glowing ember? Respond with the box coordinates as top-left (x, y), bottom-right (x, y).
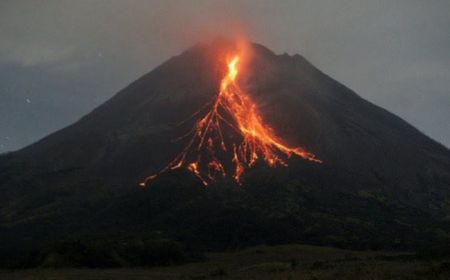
top-left (140, 53), bottom-right (321, 187)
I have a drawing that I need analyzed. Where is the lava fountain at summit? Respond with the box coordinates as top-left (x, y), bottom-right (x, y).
top-left (141, 53), bottom-right (321, 187)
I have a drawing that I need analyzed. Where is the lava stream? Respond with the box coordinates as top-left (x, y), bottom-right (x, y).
top-left (141, 54), bottom-right (321, 187)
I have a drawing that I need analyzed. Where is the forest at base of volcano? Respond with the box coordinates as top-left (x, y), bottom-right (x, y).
top-left (1, 166), bottom-right (449, 268)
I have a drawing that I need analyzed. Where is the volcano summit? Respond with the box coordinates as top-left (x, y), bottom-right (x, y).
top-left (0, 40), bottom-right (449, 257)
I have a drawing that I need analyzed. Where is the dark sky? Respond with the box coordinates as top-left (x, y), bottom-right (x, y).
top-left (1, 0), bottom-right (449, 152)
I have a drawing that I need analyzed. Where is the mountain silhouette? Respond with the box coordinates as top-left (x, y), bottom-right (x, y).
top-left (1, 40), bottom-right (449, 258)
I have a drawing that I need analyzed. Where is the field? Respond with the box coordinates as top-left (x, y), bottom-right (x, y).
top-left (1, 244), bottom-right (449, 280)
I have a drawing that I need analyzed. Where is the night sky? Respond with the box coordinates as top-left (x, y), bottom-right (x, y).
top-left (1, 0), bottom-right (449, 152)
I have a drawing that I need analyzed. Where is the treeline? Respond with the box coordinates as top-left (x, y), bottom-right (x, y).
top-left (0, 234), bottom-right (203, 268)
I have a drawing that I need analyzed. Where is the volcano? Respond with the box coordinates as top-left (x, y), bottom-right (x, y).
top-left (1, 40), bottom-right (449, 255)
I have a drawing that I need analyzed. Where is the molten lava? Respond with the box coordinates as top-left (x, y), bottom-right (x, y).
top-left (141, 54), bottom-right (321, 187)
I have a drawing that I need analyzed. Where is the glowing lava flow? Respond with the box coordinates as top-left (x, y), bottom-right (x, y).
top-left (140, 54), bottom-right (321, 187)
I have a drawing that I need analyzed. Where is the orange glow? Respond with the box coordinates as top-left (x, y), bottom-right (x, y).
top-left (141, 53), bottom-right (321, 187)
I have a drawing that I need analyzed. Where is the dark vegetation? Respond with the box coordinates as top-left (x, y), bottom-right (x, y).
top-left (1, 244), bottom-right (450, 279)
top-left (26, 238), bottom-right (198, 268)
top-left (1, 167), bottom-right (449, 268)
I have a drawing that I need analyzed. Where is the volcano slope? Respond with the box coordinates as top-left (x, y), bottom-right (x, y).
top-left (0, 41), bottom-right (449, 261)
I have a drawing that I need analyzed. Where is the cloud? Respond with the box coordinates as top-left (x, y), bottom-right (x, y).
top-left (0, 39), bottom-right (75, 66)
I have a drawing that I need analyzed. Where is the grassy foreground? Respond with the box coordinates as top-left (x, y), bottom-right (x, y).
top-left (1, 244), bottom-right (449, 280)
